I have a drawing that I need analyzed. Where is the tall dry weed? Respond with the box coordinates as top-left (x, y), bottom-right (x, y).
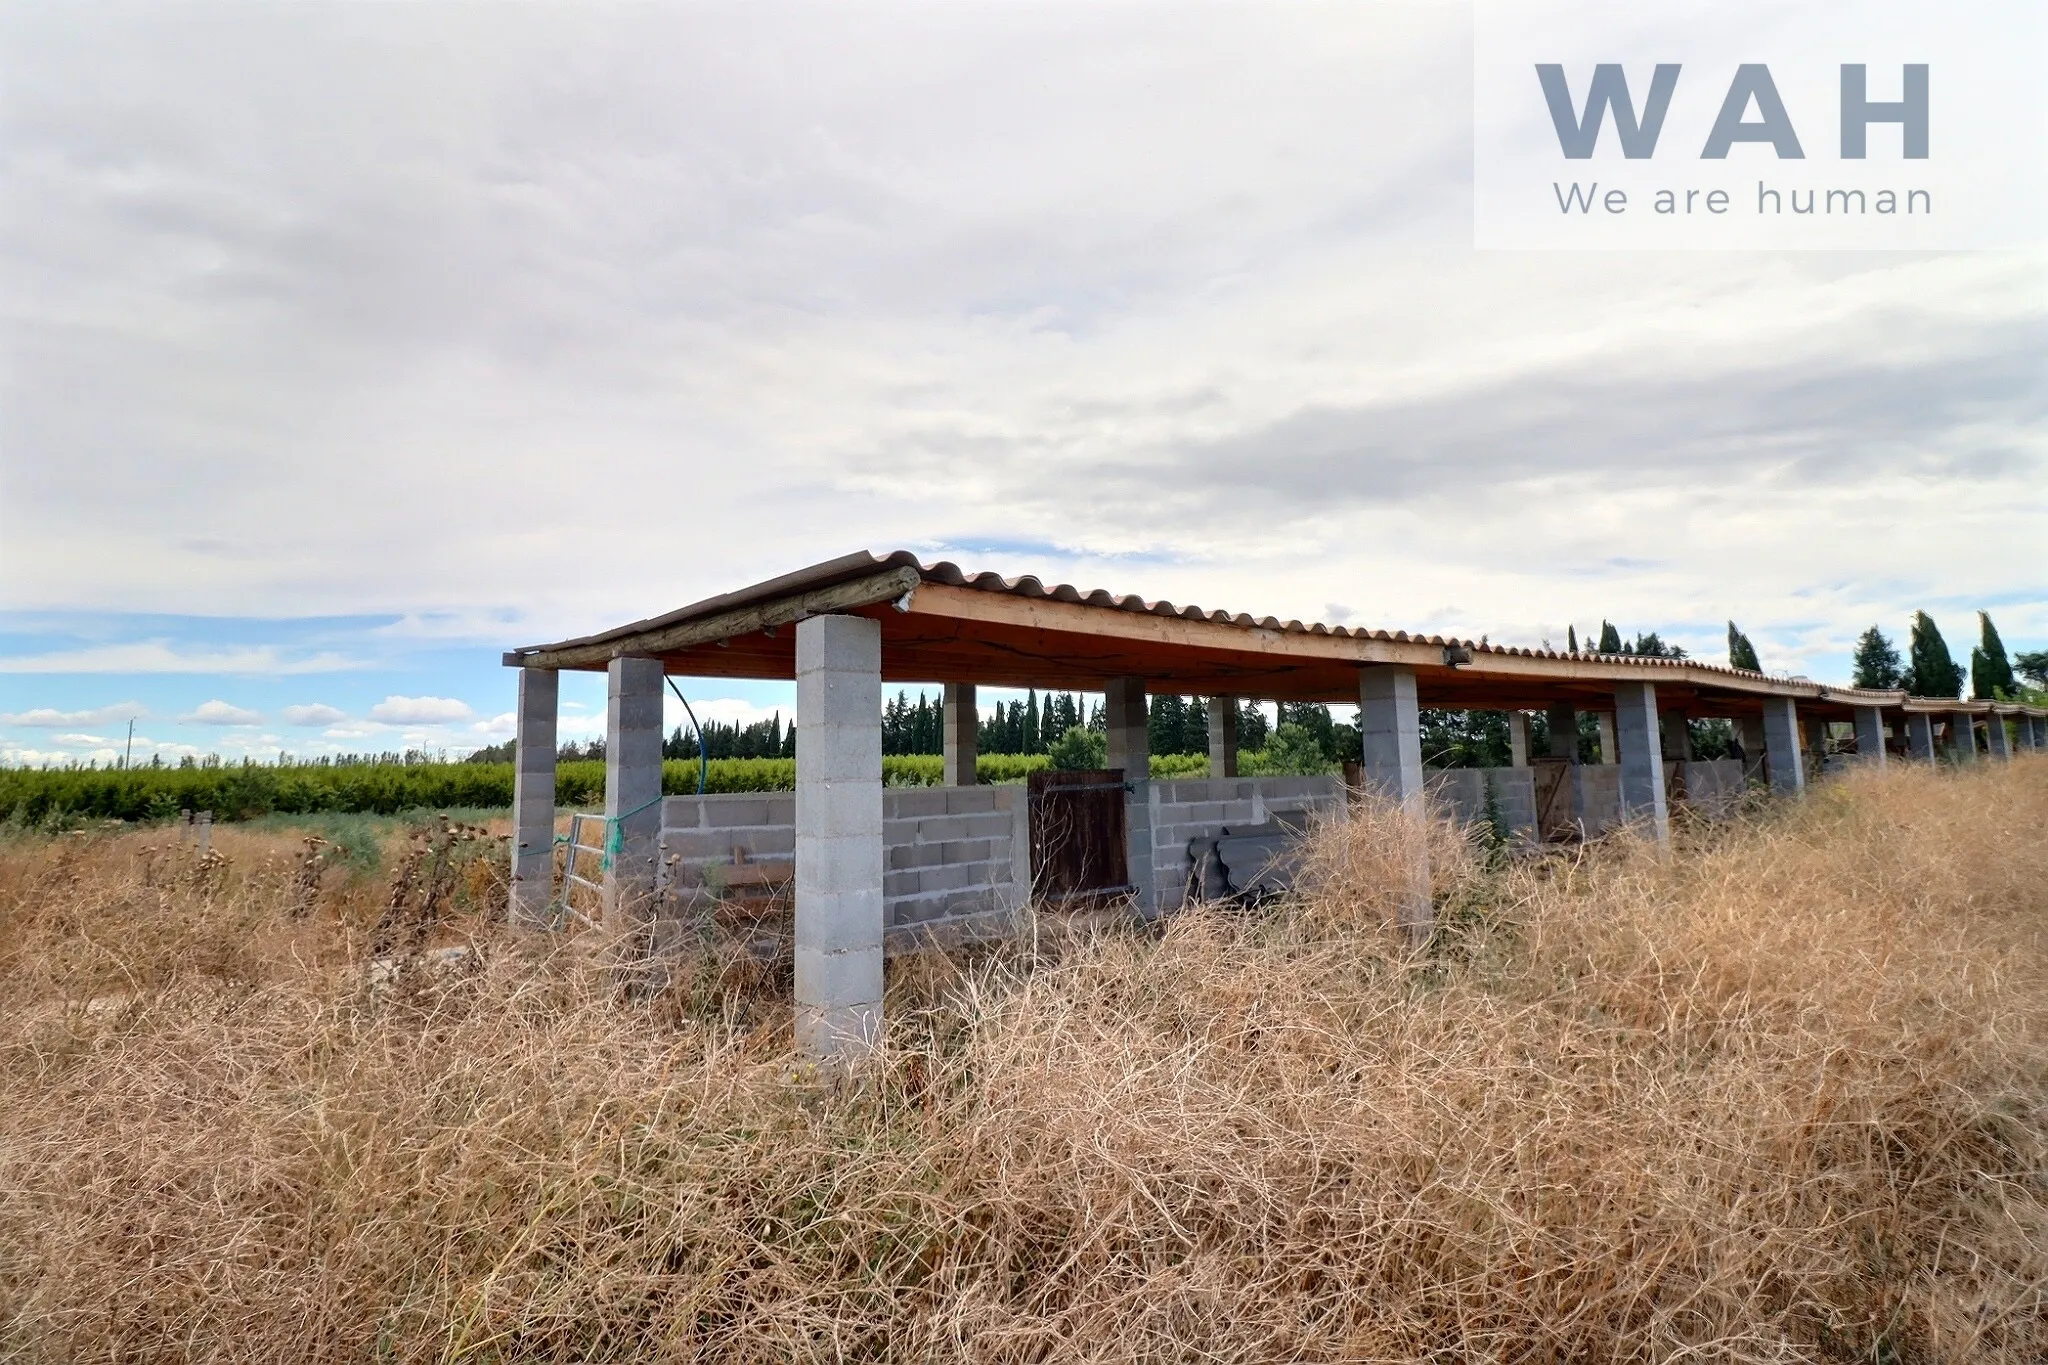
top-left (1, 765), bottom-right (2044, 1362)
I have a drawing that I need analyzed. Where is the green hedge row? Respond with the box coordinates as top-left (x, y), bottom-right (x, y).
top-left (0, 753), bottom-right (1071, 824)
top-left (0, 751), bottom-right (1250, 826)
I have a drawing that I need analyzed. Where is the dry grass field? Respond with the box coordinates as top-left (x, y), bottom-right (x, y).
top-left (2, 762), bottom-right (2044, 1362)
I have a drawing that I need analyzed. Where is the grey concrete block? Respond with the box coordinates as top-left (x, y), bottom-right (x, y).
top-left (957, 812), bottom-right (1012, 839)
top-left (887, 841), bottom-right (945, 871)
top-left (796, 942), bottom-right (883, 1009)
top-left (900, 814), bottom-right (961, 842)
top-left (795, 726), bottom-right (883, 782)
top-left (944, 786), bottom-right (1005, 815)
top-left (735, 826), bottom-right (795, 856)
top-left (939, 837), bottom-right (996, 865)
top-left (661, 831), bottom-right (745, 861)
top-left (795, 1001), bottom-right (882, 1063)
top-left (886, 788), bottom-right (949, 820)
top-left (800, 780), bottom-right (884, 840)
top-left (800, 670), bottom-right (888, 729)
top-left (917, 863), bottom-right (985, 894)
top-left (796, 833), bottom-right (885, 896)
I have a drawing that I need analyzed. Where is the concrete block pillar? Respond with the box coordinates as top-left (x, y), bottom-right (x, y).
top-left (941, 683), bottom-right (977, 786)
top-left (1358, 667), bottom-right (1425, 808)
top-left (510, 666), bottom-right (559, 928)
top-left (1545, 704), bottom-right (1579, 762)
top-left (1852, 706), bottom-right (1888, 769)
top-left (1359, 665), bottom-right (1430, 938)
top-left (1611, 682), bottom-right (1670, 847)
top-left (1595, 712), bottom-right (1618, 765)
top-left (794, 614), bottom-right (885, 1064)
top-left (1905, 711), bottom-right (1936, 761)
top-left (1950, 711), bottom-right (1978, 763)
top-left (604, 656), bottom-right (666, 926)
top-left (1206, 696), bottom-right (1239, 778)
top-left (1661, 713), bottom-right (1694, 762)
top-left (2020, 716), bottom-right (2042, 751)
top-left (1104, 677), bottom-right (1155, 914)
top-left (1507, 711), bottom-right (1530, 767)
top-left (1105, 677), bottom-right (1148, 778)
top-left (1985, 714), bottom-right (2011, 760)
top-left (1761, 697), bottom-right (1806, 795)
top-left (1737, 716), bottom-right (1768, 783)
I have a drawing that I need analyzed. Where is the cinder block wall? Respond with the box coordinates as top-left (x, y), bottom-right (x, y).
top-left (1679, 759), bottom-right (1747, 817)
top-left (660, 793), bottom-right (796, 881)
top-left (1572, 765), bottom-right (1624, 836)
top-left (881, 786), bottom-right (1028, 933)
top-left (658, 787), bottom-right (1025, 948)
top-left (1424, 768), bottom-right (1538, 840)
top-left (1147, 775), bottom-right (1346, 911)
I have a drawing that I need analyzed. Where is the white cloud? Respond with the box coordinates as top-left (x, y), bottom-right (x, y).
top-left (281, 702), bottom-right (349, 726)
top-left (0, 644), bottom-right (361, 675)
top-left (470, 712), bottom-right (515, 739)
top-left (0, 4), bottom-right (2038, 685)
top-left (368, 695), bottom-right (473, 724)
top-left (2, 746), bottom-right (98, 767)
top-left (0, 701), bottom-right (146, 727)
top-left (182, 699), bottom-right (264, 725)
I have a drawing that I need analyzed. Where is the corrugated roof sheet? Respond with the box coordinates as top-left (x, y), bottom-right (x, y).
top-left (514, 549), bottom-right (2044, 714)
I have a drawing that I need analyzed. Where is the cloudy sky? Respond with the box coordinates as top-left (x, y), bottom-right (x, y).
top-left (3, 2), bottom-right (2042, 767)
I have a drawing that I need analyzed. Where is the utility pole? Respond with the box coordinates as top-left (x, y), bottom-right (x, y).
top-left (124, 718), bottom-right (135, 770)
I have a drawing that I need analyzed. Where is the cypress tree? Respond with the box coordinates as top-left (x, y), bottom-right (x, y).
top-left (1727, 621), bottom-right (1762, 673)
top-left (1236, 700), bottom-right (1269, 749)
top-left (1566, 625), bottom-right (1578, 653)
top-left (1850, 627), bottom-right (1902, 690)
top-left (1904, 612), bottom-right (1964, 699)
top-left (1972, 611), bottom-right (2015, 700)
top-left (1597, 621), bottom-right (1622, 654)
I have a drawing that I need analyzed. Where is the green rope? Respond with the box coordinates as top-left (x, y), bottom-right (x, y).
top-left (600, 793), bottom-right (666, 871)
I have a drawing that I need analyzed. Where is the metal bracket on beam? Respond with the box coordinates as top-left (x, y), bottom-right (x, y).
top-left (1443, 645), bottom-right (1473, 667)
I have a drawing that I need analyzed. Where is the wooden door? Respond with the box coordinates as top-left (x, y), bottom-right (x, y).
top-left (1530, 757), bottom-right (1576, 841)
top-left (1027, 769), bottom-right (1132, 905)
